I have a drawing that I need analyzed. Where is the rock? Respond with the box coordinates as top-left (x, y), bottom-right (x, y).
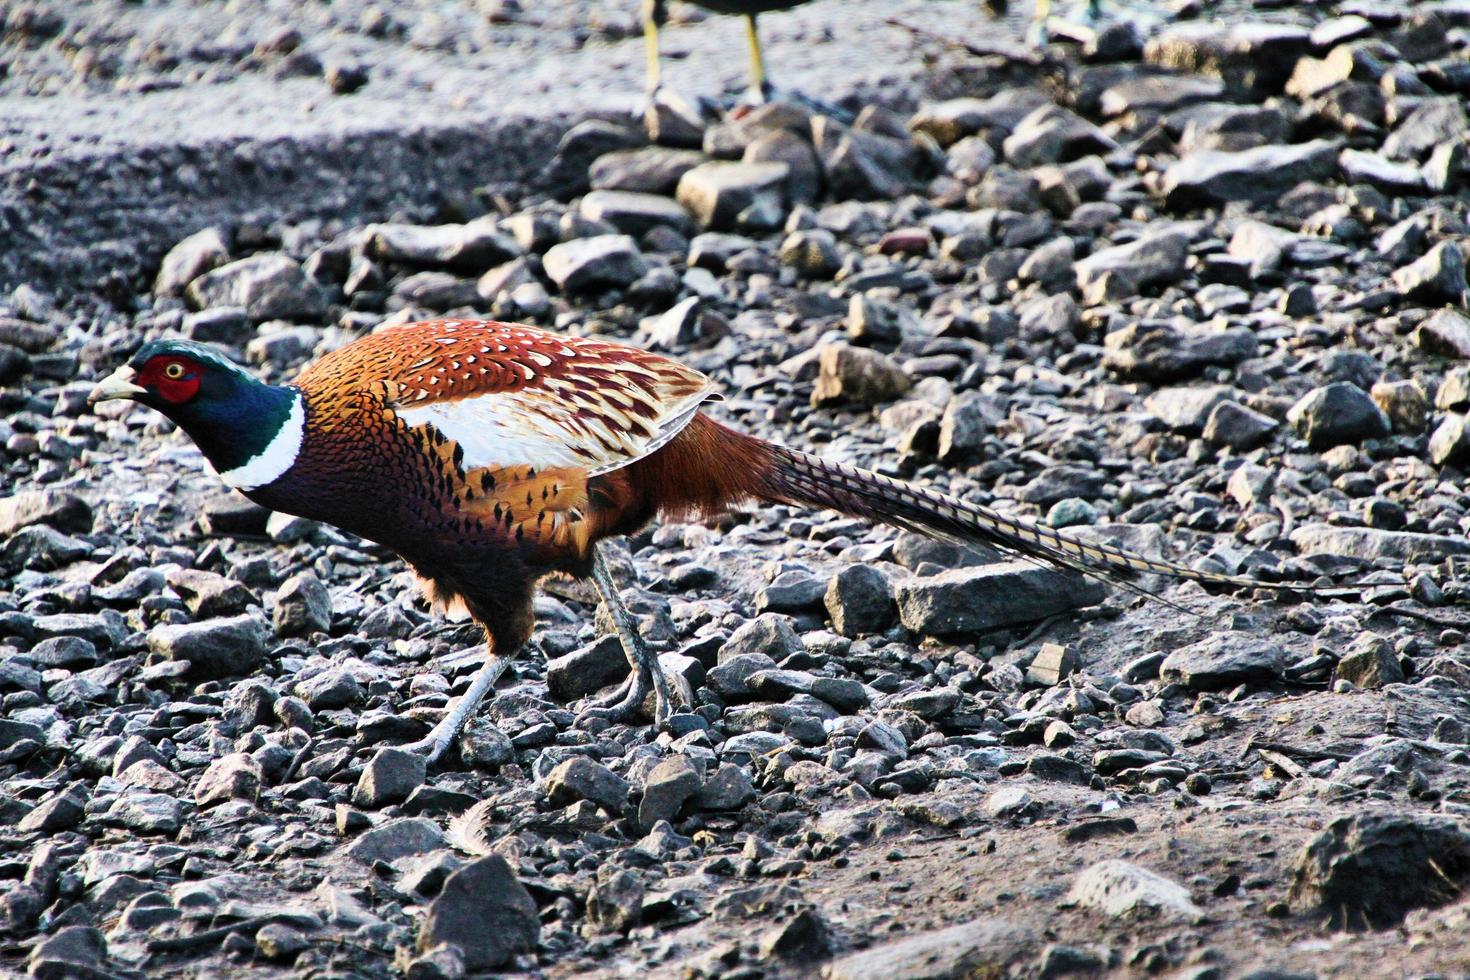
top-left (366, 219), bottom-right (520, 270)
top-left (1372, 380), bottom-right (1429, 435)
top-left (722, 614), bottom-right (804, 662)
top-left (186, 254), bottom-right (325, 321)
top-left (1334, 636), bottom-right (1404, 689)
top-left (1103, 321), bottom-right (1256, 382)
top-left (1144, 385), bottom-right (1231, 432)
top-left (909, 90), bottom-right (1051, 146)
top-left (1290, 524), bottom-right (1470, 562)
top-left (1076, 229), bottom-right (1189, 301)
top-left (1383, 98), bottom-right (1468, 162)
top-left (825, 918), bottom-right (1036, 980)
top-left (545, 119), bottom-right (647, 197)
top-left (255, 923), bottom-right (309, 961)
top-left (1227, 219), bottom-right (1298, 277)
top-left (640, 296), bottom-right (729, 350)
top-left (155, 227), bottom-right (230, 296)
top-left (353, 748), bottom-right (427, 808)
top-left (27, 925), bottom-right (108, 978)
top-left (417, 855), bottom-right (538, 969)
top-left (638, 755), bottom-right (702, 830)
top-left (1339, 149), bottom-right (1425, 194)
top-left (812, 116), bottom-right (918, 201)
top-left (545, 757), bottom-right (628, 812)
top-left (17, 790), bottom-right (85, 832)
top-left (824, 565), bottom-right (896, 637)
top-left (147, 615), bottom-right (267, 679)
top-left (1286, 383), bottom-right (1389, 448)
top-left (297, 668), bottom-right (363, 709)
top-left (347, 817), bottom-right (446, 864)
top-left (542, 235), bottom-right (648, 292)
top-left (0, 489), bottom-right (92, 536)
top-left (1289, 814), bottom-right (1470, 928)
top-left (1415, 309), bottom-right (1470, 359)
top-left (1003, 105), bottom-right (1116, 167)
top-left (896, 563), bottom-right (1106, 636)
top-left (546, 636), bottom-right (629, 701)
top-left (590, 146), bottom-right (705, 195)
top-left (745, 129), bottom-right (822, 203)
top-left (109, 792), bottom-right (184, 835)
top-left (587, 868), bottom-right (644, 934)
top-left (707, 653), bottom-right (778, 699)
top-left (195, 752), bottom-right (262, 807)
top-left (1, 526), bottom-right (90, 573)
top-left (759, 908), bottom-right (832, 962)
top-left (1161, 140), bottom-right (1339, 208)
top-left (274, 572), bottom-right (332, 637)
top-left (696, 763), bottom-right (756, 810)
top-left (1160, 635), bottom-right (1284, 690)
top-left (1068, 860), bottom-right (1203, 921)
top-left (676, 161), bottom-right (789, 230)
top-left (1026, 643), bottom-right (1079, 686)
top-left (811, 344), bottom-right (911, 407)
top-left (579, 190), bottom-right (691, 237)
top-left (1393, 242), bottom-right (1466, 304)
top-left (1429, 414), bottom-right (1470, 468)
top-left (778, 229), bottom-right (840, 278)
top-left (1203, 400), bottom-right (1279, 450)
top-left (1145, 23), bottom-right (1311, 97)
top-left (165, 568), bottom-right (255, 618)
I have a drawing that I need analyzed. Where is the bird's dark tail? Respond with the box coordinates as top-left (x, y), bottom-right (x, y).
top-left (756, 443), bottom-right (1311, 595)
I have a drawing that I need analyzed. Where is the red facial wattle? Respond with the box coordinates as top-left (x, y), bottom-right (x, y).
top-left (136, 356), bottom-right (202, 405)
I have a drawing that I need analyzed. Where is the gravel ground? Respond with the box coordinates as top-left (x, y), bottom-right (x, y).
top-left (5, 0), bottom-right (1470, 977)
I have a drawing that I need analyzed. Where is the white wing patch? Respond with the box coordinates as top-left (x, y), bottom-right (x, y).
top-left (393, 379), bottom-right (719, 476)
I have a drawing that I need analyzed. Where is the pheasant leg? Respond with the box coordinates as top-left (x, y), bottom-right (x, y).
top-left (582, 548), bottom-right (674, 723)
top-left (400, 650), bottom-right (512, 764)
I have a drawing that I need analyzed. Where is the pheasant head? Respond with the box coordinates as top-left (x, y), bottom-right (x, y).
top-left (89, 339), bottom-right (305, 491)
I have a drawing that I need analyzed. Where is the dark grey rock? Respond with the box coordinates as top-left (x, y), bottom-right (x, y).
top-left (17, 790), bottom-right (85, 833)
top-left (195, 752), bottom-right (262, 807)
top-left (1103, 321), bottom-right (1257, 382)
top-left (590, 146), bottom-right (706, 195)
top-left (1393, 242), bottom-right (1466, 304)
top-left (722, 614), bottom-right (804, 662)
top-left (542, 235), bottom-right (648, 292)
top-left (1286, 383), bottom-right (1390, 448)
top-left (1002, 105), bottom-right (1116, 167)
top-left (1290, 524), bottom-right (1470, 561)
top-left (824, 918), bottom-right (1036, 980)
top-left (166, 568), bottom-right (255, 618)
top-left (297, 668), bottom-right (364, 710)
top-left (0, 525), bottom-right (90, 574)
top-left (1145, 22), bottom-right (1311, 97)
top-left (824, 565), bottom-right (896, 638)
top-left (186, 253), bottom-right (325, 321)
top-left (347, 817), bottom-right (446, 864)
top-left (154, 226), bottom-right (230, 296)
top-left (580, 190), bottom-right (691, 237)
top-left (0, 490), bottom-right (92, 537)
top-left (896, 563), bottom-right (1106, 635)
top-left (811, 344), bottom-right (911, 407)
top-left (147, 615), bottom-right (267, 679)
top-left (1289, 814), bottom-right (1470, 928)
top-left (546, 635), bottom-right (628, 701)
top-left (638, 754), bottom-right (702, 830)
top-left (1414, 309), bottom-right (1470, 359)
top-left (707, 653), bottom-right (779, 699)
top-left (1203, 400), bottom-right (1279, 450)
top-left (353, 747), bottom-right (427, 808)
top-left (1429, 414), bottom-right (1470, 468)
top-left (418, 855), bottom-right (539, 969)
top-left (545, 756), bottom-right (629, 812)
top-left (677, 161), bottom-right (789, 230)
top-left (587, 868), bottom-right (644, 933)
top-left (365, 219), bottom-right (520, 270)
top-left (1160, 635), bottom-right (1284, 690)
top-left (1334, 636), bottom-right (1404, 689)
top-left (274, 571), bottom-right (332, 637)
top-left (1161, 140), bottom-right (1339, 208)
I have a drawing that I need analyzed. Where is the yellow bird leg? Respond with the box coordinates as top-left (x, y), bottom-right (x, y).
top-left (643, 13), bottom-right (662, 94)
top-left (744, 13), bottom-right (769, 99)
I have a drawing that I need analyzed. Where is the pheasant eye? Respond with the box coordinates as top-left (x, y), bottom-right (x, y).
top-left (164, 362), bottom-right (186, 380)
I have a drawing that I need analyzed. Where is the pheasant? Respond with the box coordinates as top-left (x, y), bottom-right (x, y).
top-left (91, 318), bottom-right (1328, 762)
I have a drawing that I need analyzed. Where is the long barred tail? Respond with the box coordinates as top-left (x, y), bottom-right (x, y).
top-left (757, 444), bottom-right (1300, 594)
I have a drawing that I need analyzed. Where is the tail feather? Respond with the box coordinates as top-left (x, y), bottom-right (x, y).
top-left (757, 443), bottom-right (1331, 596)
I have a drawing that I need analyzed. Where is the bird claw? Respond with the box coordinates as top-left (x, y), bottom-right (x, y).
top-left (578, 672), bottom-right (677, 725)
top-left (396, 732), bottom-right (453, 765)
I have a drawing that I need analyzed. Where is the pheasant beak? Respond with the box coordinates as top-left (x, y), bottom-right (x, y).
top-left (88, 366), bottom-right (147, 405)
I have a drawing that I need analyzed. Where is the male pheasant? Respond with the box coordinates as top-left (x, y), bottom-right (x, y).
top-left (91, 318), bottom-right (1321, 762)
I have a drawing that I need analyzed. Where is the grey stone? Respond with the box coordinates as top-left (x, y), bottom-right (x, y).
top-left (778, 229), bottom-right (840, 278)
top-left (365, 219), bottom-right (520, 270)
top-left (676, 161), bottom-right (788, 230)
top-left (638, 755), bottom-right (702, 830)
top-left (707, 653), bottom-right (779, 699)
top-left (147, 615), bottom-right (267, 679)
top-left (542, 235), bottom-right (648, 292)
top-left (1334, 636), bottom-right (1404, 690)
top-left (896, 563), bottom-right (1106, 636)
top-left (1026, 643), bottom-right (1079, 686)
top-left (0, 526), bottom-right (90, 573)
top-left (824, 565), bottom-right (896, 638)
top-left (579, 190), bottom-right (690, 237)
top-left (1145, 22), bottom-right (1311, 97)
top-left (1430, 414), bottom-right (1470, 468)
top-left (165, 568), bottom-right (255, 619)
top-left (1415, 309), bottom-right (1470, 359)
top-left (1143, 385), bottom-right (1232, 432)
top-left (1068, 860), bottom-right (1203, 921)
top-left (812, 344), bottom-right (911, 407)
top-left (1383, 98), bottom-right (1468, 161)
top-left (545, 756), bottom-right (629, 812)
top-left (195, 752), bottom-right (262, 807)
top-left (186, 253), bottom-right (325, 321)
top-left (909, 90), bottom-right (1051, 146)
top-left (0, 490), bottom-right (92, 537)
top-left (721, 614), bottom-right (804, 662)
top-left (590, 146), bottom-right (705, 195)
top-left (1160, 635), bottom-right (1284, 690)
top-left (108, 792), bottom-right (183, 835)
top-left (1203, 400), bottom-right (1279, 450)
top-left (18, 790), bottom-right (85, 833)
top-left (1103, 321), bottom-right (1257, 382)
top-left (274, 571), bottom-right (332, 637)
top-left (155, 226), bottom-right (230, 296)
top-left (1290, 524), bottom-right (1470, 562)
top-left (1339, 149), bottom-right (1425, 194)
top-left (418, 855), bottom-right (539, 969)
top-left (587, 868), bottom-right (644, 934)
top-left (347, 817), bottom-right (446, 864)
top-left (1393, 242), bottom-right (1466, 304)
top-left (1286, 383), bottom-right (1389, 448)
top-left (825, 918), bottom-right (1036, 980)
top-left (353, 748), bottom-right (427, 808)
top-left (297, 668), bottom-right (363, 710)
top-left (1161, 140), bottom-right (1339, 208)
top-left (1002, 105), bottom-right (1116, 167)
top-left (546, 635), bottom-right (628, 701)
top-left (696, 763), bottom-right (757, 810)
